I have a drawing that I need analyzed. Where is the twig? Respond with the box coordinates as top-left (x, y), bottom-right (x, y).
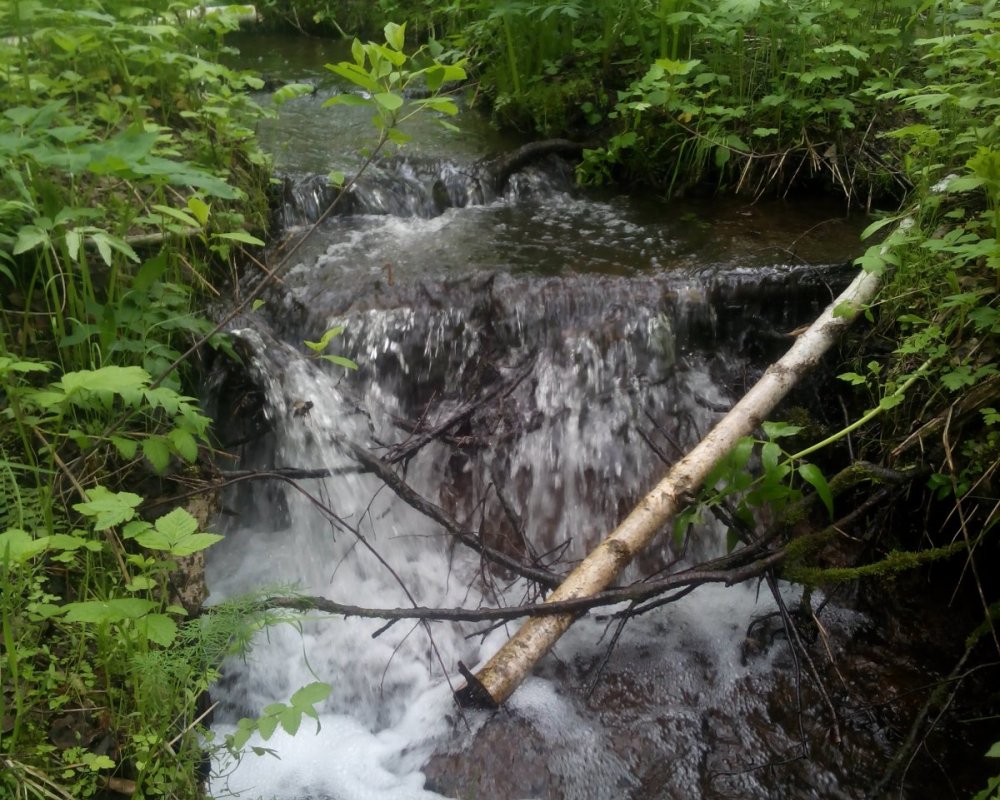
top-left (871, 641), bottom-right (979, 797)
top-left (385, 354), bottom-right (535, 464)
top-left (347, 442), bottom-right (563, 589)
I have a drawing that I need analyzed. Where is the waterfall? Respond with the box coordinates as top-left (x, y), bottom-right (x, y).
top-left (204, 149), bottom-right (870, 799)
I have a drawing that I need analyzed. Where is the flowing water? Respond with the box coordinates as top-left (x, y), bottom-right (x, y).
top-left (202, 34), bottom-right (931, 800)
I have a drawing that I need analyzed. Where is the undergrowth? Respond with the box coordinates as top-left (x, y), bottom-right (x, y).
top-left (0, 1), bottom-right (290, 796)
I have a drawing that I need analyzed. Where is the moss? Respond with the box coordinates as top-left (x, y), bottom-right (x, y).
top-left (786, 541), bottom-right (967, 587)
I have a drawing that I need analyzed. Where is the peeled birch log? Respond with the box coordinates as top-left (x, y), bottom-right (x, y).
top-left (456, 266), bottom-right (882, 708)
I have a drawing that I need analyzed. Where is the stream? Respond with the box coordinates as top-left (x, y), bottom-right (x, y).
top-left (201, 33), bottom-right (945, 800)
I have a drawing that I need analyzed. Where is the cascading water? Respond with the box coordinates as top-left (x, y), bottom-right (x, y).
top-left (202, 41), bottom-right (900, 798)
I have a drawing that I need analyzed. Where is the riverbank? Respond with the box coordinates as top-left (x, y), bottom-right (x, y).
top-left (0, 2), bottom-right (276, 796)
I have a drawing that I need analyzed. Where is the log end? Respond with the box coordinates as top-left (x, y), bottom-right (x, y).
top-left (455, 661), bottom-right (500, 710)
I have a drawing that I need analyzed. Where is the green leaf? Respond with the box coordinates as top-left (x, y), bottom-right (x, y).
top-left (0, 356), bottom-right (50, 377)
top-left (151, 204), bottom-right (200, 228)
top-left (64, 597), bottom-right (156, 623)
top-left (46, 533), bottom-right (90, 552)
top-left (384, 21), bottom-right (406, 51)
top-left (279, 707), bottom-right (302, 736)
top-left (304, 326), bottom-right (345, 353)
top-left (387, 128), bottom-right (412, 146)
top-left (59, 366), bottom-right (150, 400)
top-left (412, 96), bottom-right (459, 116)
top-left (319, 354), bottom-right (358, 370)
top-left (82, 753), bottom-right (116, 771)
top-left (832, 301), bottom-right (859, 320)
top-left (0, 528), bottom-right (49, 562)
top-left (373, 92), bottom-right (404, 112)
top-left (653, 57), bottom-right (700, 76)
top-left (672, 506), bottom-right (698, 549)
top-left (290, 682), bottom-right (332, 709)
top-left (761, 421), bottom-right (803, 440)
top-left (761, 441), bottom-right (781, 473)
top-left (855, 246), bottom-right (888, 276)
top-left (168, 428), bottom-right (199, 463)
top-left (136, 613), bottom-right (178, 647)
top-left (65, 229), bottom-right (82, 261)
top-left (155, 507), bottom-right (198, 538)
top-left (729, 436), bottom-right (755, 469)
top-left (133, 253), bottom-right (168, 292)
top-left (73, 486), bottom-right (142, 530)
top-left (134, 508), bottom-right (222, 556)
top-left (798, 463), bottom-right (833, 518)
top-left (325, 63), bottom-right (381, 94)
top-left (90, 230), bottom-right (140, 267)
top-left (213, 231), bottom-right (265, 247)
top-left (322, 92), bottom-right (372, 108)
top-left (878, 393), bottom-right (906, 411)
top-left (257, 714), bottom-right (279, 741)
top-left (230, 722), bottom-right (253, 751)
top-left (110, 436), bottom-right (139, 460)
top-left (187, 197), bottom-right (211, 225)
top-left (273, 83), bottom-right (315, 107)
top-left (837, 372), bottom-right (867, 386)
top-left (942, 175), bottom-right (984, 193)
top-left (14, 225), bottom-right (50, 255)
top-left (142, 437), bottom-right (172, 473)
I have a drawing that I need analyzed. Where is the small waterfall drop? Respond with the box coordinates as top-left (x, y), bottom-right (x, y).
top-left (204, 77), bottom-right (880, 792)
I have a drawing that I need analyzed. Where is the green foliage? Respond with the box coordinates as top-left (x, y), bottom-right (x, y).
top-left (855, 5), bottom-right (1000, 509)
top-left (673, 419), bottom-right (833, 551)
top-left (0, 0), bottom-right (271, 367)
top-left (973, 744), bottom-right (1000, 800)
top-left (226, 681), bottom-right (332, 753)
top-left (324, 21), bottom-right (467, 149)
top-left (0, 2), bottom-right (319, 796)
top-left (304, 326), bottom-right (359, 371)
top-left (0, 478), bottom-right (241, 797)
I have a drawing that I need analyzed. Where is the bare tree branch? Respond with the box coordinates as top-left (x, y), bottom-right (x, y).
top-left (346, 441), bottom-right (563, 589)
top-left (261, 547), bottom-right (789, 626)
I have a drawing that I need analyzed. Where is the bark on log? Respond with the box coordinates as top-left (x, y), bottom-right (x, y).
top-left (457, 266), bottom-right (882, 708)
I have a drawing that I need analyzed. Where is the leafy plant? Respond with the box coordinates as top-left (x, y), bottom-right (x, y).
top-left (304, 326), bottom-right (359, 371)
top-left (674, 420), bottom-right (834, 552)
top-left (324, 21), bottom-right (467, 152)
top-left (225, 681), bottom-right (332, 754)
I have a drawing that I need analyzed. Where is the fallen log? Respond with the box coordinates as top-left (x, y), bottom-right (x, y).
top-left (457, 265), bottom-right (883, 708)
top-left (488, 139), bottom-right (589, 193)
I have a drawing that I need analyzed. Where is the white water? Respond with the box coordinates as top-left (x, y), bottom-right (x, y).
top-left (201, 147), bottom-right (873, 797)
top-left (202, 299), bottom-right (836, 800)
